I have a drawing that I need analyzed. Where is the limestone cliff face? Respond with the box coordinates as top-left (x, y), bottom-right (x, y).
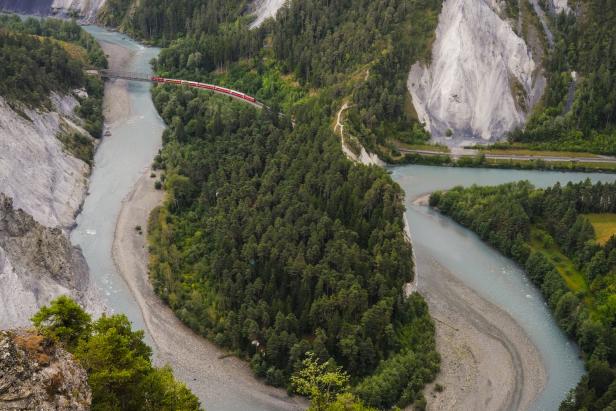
top-left (408, 0), bottom-right (543, 145)
top-left (0, 329), bottom-right (91, 410)
top-left (52, 0), bottom-right (106, 20)
top-left (0, 194), bottom-right (103, 328)
top-left (250, 0), bottom-right (286, 28)
top-left (0, 94), bottom-right (89, 230)
top-left (0, 0), bottom-right (105, 20)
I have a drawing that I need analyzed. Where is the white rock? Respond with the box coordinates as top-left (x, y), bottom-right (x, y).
top-left (250, 0), bottom-right (287, 28)
top-left (408, 0), bottom-right (542, 144)
top-left (0, 95), bottom-right (89, 229)
top-left (550, 0), bottom-right (569, 14)
top-left (51, 0), bottom-right (107, 20)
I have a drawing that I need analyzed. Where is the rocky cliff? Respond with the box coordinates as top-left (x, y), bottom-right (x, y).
top-left (0, 329), bottom-right (91, 410)
top-left (408, 0), bottom-right (544, 145)
top-left (250, 0), bottom-right (286, 28)
top-left (0, 194), bottom-right (103, 328)
top-left (0, 0), bottom-right (105, 20)
top-left (0, 94), bottom-right (90, 230)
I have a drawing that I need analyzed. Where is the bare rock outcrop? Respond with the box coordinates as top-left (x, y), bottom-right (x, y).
top-left (0, 329), bottom-right (91, 410)
top-left (0, 95), bottom-right (90, 230)
top-left (0, 194), bottom-right (103, 328)
top-left (0, 0), bottom-right (106, 20)
top-left (250, 0), bottom-right (286, 28)
top-left (408, 0), bottom-right (543, 145)
top-left (51, 0), bottom-right (106, 20)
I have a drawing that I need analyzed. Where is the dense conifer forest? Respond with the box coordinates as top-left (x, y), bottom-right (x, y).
top-left (430, 180), bottom-right (616, 410)
top-left (95, 0), bottom-right (444, 407)
top-left (148, 84), bottom-right (439, 408)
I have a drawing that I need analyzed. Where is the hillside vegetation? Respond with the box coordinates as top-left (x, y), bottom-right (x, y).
top-left (509, 0), bottom-right (616, 154)
top-left (148, 84), bottom-right (439, 409)
top-left (0, 15), bottom-right (106, 138)
top-left (95, 0), bottom-right (444, 407)
top-left (430, 180), bottom-right (616, 410)
top-left (31, 297), bottom-right (201, 411)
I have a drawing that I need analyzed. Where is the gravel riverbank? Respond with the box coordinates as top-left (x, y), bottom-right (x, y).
top-left (410, 195), bottom-right (546, 410)
top-left (101, 39), bottom-right (305, 411)
top-left (112, 169), bottom-right (305, 411)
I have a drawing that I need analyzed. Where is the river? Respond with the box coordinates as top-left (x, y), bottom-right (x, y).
top-left (70, 25), bottom-right (613, 411)
top-left (392, 165), bottom-right (616, 410)
top-left (71, 26), bottom-right (163, 342)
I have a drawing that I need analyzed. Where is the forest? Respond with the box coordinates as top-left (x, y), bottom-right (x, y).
top-left (31, 297), bottom-right (201, 411)
top-left (0, 15), bottom-right (106, 138)
top-left (509, 0), bottom-right (616, 154)
top-left (148, 83), bottom-right (439, 408)
top-left (100, 0), bottom-right (438, 158)
top-left (430, 180), bottom-right (616, 410)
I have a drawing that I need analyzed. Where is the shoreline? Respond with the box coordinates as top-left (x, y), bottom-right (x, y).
top-left (408, 197), bottom-right (547, 410)
top-left (112, 168), bottom-right (305, 411)
top-left (101, 35), bottom-right (304, 409)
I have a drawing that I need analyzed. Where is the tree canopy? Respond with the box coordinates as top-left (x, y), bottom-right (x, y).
top-left (32, 297), bottom-right (202, 411)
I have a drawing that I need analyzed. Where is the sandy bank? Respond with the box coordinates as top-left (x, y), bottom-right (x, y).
top-left (414, 240), bottom-right (546, 410)
top-left (112, 168), bottom-right (305, 411)
top-left (100, 42), bottom-right (133, 126)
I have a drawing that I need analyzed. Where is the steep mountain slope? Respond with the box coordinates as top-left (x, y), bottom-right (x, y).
top-left (408, 0), bottom-right (542, 144)
top-left (511, 0), bottom-right (616, 155)
top-left (0, 0), bottom-right (106, 19)
top-left (250, 0), bottom-right (286, 28)
top-left (0, 95), bottom-right (90, 229)
top-left (0, 194), bottom-right (102, 328)
top-left (0, 21), bottom-right (105, 327)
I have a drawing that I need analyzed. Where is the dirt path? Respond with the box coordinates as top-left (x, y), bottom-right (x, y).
top-left (112, 169), bottom-right (306, 411)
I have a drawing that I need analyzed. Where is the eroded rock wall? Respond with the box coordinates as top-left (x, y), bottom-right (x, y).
top-left (0, 329), bottom-right (91, 410)
top-left (0, 0), bottom-right (105, 20)
top-left (250, 0), bottom-right (286, 28)
top-left (0, 95), bottom-right (89, 230)
top-left (0, 195), bottom-right (103, 328)
top-left (408, 0), bottom-right (543, 145)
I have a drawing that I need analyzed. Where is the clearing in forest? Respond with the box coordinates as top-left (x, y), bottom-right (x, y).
top-left (585, 213), bottom-right (616, 245)
top-left (529, 227), bottom-right (588, 294)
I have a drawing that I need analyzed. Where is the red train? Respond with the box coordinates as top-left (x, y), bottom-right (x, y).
top-left (150, 76), bottom-right (257, 104)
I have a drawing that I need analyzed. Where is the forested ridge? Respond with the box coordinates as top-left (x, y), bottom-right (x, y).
top-left (149, 84), bottom-right (439, 409)
top-left (0, 15), bottom-right (106, 138)
top-left (431, 181), bottom-right (616, 410)
top-left (99, 0), bottom-right (439, 158)
top-left (509, 0), bottom-right (616, 154)
top-left (93, 0), bottom-right (445, 407)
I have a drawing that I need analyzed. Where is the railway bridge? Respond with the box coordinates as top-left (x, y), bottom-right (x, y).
top-left (99, 70), bottom-right (265, 109)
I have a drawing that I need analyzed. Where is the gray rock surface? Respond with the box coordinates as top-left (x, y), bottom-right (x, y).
top-left (0, 194), bottom-right (103, 328)
top-left (51, 0), bottom-right (106, 20)
top-left (0, 329), bottom-right (91, 410)
top-left (0, 0), bottom-right (106, 20)
top-left (408, 0), bottom-right (543, 145)
top-left (250, 0), bottom-right (286, 28)
top-left (0, 94), bottom-right (89, 230)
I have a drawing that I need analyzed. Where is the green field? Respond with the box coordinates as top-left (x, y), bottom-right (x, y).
top-left (586, 213), bottom-right (616, 245)
top-left (529, 227), bottom-right (588, 293)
